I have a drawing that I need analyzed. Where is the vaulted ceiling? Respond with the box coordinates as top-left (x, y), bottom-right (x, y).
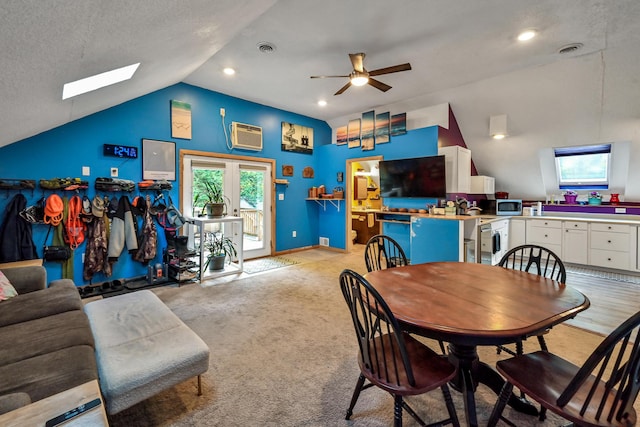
top-left (3, 1), bottom-right (640, 198)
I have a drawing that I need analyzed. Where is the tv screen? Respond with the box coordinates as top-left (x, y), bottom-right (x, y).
top-left (379, 155), bottom-right (446, 198)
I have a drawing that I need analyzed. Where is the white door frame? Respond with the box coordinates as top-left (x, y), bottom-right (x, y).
top-left (179, 149), bottom-right (275, 259)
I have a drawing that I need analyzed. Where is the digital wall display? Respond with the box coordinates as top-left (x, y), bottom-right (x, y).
top-left (103, 144), bottom-right (138, 159)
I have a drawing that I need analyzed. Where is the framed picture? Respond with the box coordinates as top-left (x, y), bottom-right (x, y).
top-left (390, 112), bottom-right (407, 136)
top-left (282, 122), bottom-right (313, 154)
top-left (375, 112), bottom-right (390, 144)
top-left (142, 139), bottom-right (176, 180)
top-left (347, 118), bottom-right (361, 148)
top-left (336, 125), bottom-right (348, 145)
top-left (361, 110), bottom-right (375, 151)
top-left (170, 100), bottom-right (192, 139)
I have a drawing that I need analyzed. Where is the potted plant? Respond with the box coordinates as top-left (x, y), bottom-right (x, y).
top-left (202, 231), bottom-right (237, 271)
top-left (563, 190), bottom-right (578, 204)
top-left (588, 191), bottom-right (602, 206)
top-left (194, 180), bottom-right (227, 218)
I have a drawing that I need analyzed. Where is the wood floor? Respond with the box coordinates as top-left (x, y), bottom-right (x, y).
top-left (561, 267), bottom-right (640, 336)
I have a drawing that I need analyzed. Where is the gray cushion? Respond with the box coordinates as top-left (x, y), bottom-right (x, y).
top-left (84, 290), bottom-right (210, 414)
top-left (0, 280), bottom-right (81, 328)
top-left (0, 310), bottom-right (94, 366)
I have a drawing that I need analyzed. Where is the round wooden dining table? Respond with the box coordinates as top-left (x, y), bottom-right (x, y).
top-left (364, 261), bottom-right (590, 427)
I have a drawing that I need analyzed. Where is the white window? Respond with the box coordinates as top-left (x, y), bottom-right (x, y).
top-left (554, 144), bottom-right (611, 190)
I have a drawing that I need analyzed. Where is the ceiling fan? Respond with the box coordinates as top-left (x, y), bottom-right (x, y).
top-left (311, 52), bottom-right (411, 95)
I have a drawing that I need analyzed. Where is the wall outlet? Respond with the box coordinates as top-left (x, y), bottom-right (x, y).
top-left (292, 231), bottom-right (296, 237)
top-left (278, 193), bottom-right (284, 200)
top-left (615, 207), bottom-right (627, 214)
top-left (110, 167), bottom-right (118, 177)
top-left (220, 108), bottom-right (225, 117)
top-left (82, 166), bottom-right (90, 176)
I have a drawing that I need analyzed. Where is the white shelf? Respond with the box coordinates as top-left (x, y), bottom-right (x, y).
top-left (186, 216), bottom-right (244, 283)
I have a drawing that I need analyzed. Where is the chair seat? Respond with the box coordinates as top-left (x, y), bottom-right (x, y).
top-left (359, 333), bottom-right (456, 396)
top-left (497, 351), bottom-right (637, 427)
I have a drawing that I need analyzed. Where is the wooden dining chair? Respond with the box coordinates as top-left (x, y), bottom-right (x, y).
top-left (339, 269), bottom-right (460, 427)
top-left (497, 244), bottom-right (567, 356)
top-left (364, 234), bottom-right (447, 355)
top-left (364, 234), bottom-right (408, 272)
top-left (488, 310), bottom-right (640, 427)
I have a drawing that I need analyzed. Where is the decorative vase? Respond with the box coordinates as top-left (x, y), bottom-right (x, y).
top-left (564, 194), bottom-right (577, 204)
top-left (610, 194), bottom-right (620, 205)
top-left (588, 197), bottom-right (602, 206)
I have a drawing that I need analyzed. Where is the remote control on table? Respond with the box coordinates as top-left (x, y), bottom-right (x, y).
top-left (45, 397), bottom-right (101, 427)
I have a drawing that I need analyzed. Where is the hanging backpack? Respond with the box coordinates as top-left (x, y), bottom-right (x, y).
top-left (64, 194), bottom-right (85, 249)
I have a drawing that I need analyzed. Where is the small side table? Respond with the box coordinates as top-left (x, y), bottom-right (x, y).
top-left (0, 380), bottom-right (108, 427)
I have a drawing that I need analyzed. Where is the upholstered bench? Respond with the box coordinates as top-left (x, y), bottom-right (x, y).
top-left (84, 290), bottom-right (210, 415)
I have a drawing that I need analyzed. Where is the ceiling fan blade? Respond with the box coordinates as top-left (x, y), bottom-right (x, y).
top-left (334, 81), bottom-right (352, 95)
top-left (310, 75), bottom-right (350, 79)
top-left (349, 53), bottom-right (365, 72)
top-left (367, 78), bottom-right (392, 92)
top-left (368, 63), bottom-right (412, 77)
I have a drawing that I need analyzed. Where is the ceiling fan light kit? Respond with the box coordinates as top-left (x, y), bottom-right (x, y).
top-left (310, 52), bottom-right (411, 95)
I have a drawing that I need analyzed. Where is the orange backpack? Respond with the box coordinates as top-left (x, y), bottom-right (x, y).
top-left (64, 195), bottom-right (85, 249)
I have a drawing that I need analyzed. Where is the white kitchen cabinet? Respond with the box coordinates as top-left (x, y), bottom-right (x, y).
top-left (509, 218), bottom-right (526, 250)
top-left (590, 223), bottom-right (632, 270)
top-left (526, 219), bottom-right (562, 256)
top-left (438, 145), bottom-right (471, 193)
top-left (562, 221), bottom-right (588, 264)
top-left (470, 175), bottom-right (495, 194)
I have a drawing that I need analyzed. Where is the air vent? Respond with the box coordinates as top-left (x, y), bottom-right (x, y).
top-left (558, 43), bottom-right (583, 55)
top-left (257, 42), bottom-right (276, 54)
top-left (231, 122), bottom-right (263, 151)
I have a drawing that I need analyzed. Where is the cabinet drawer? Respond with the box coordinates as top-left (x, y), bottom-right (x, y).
top-left (563, 221), bottom-right (588, 231)
top-left (527, 227), bottom-right (562, 245)
top-left (591, 223), bottom-right (630, 233)
top-left (528, 219), bottom-right (561, 229)
top-left (590, 231), bottom-right (630, 252)
top-left (590, 249), bottom-right (630, 270)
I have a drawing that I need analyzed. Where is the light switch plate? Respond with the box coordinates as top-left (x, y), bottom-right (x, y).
top-left (278, 193), bottom-right (284, 200)
top-left (82, 166), bottom-right (90, 176)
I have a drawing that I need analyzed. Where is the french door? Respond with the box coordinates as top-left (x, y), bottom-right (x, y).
top-left (182, 154), bottom-right (272, 260)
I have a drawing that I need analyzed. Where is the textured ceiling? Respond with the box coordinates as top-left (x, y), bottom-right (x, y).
top-left (1, 0), bottom-right (639, 158)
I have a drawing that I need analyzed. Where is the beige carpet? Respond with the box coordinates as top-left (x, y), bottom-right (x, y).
top-left (107, 248), bottom-right (628, 426)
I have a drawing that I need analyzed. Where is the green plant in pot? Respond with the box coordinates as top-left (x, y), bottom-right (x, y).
top-left (194, 180), bottom-right (228, 218)
top-left (202, 231), bottom-right (237, 271)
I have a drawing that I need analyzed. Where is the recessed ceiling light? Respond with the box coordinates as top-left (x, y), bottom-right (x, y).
top-left (223, 67), bottom-right (236, 75)
top-left (517, 30), bottom-right (537, 42)
top-left (62, 63), bottom-right (140, 100)
top-left (317, 100), bottom-right (327, 107)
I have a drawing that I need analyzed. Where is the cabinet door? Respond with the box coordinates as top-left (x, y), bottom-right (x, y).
top-left (563, 221), bottom-right (588, 264)
top-left (438, 145), bottom-right (471, 193)
top-left (509, 219), bottom-right (526, 249)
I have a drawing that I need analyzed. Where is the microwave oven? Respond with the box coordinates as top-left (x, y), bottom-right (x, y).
top-left (478, 199), bottom-right (523, 216)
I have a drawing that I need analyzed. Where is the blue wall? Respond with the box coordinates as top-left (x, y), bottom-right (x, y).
top-left (0, 83), bottom-right (330, 284)
top-left (0, 82), bottom-right (442, 285)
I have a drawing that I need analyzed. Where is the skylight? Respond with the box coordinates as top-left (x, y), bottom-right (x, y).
top-left (62, 63), bottom-right (140, 100)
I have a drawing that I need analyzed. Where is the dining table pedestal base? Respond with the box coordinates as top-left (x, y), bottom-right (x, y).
top-left (447, 343), bottom-right (538, 426)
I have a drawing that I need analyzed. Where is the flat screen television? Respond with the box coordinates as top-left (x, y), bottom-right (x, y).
top-left (379, 155), bottom-right (446, 198)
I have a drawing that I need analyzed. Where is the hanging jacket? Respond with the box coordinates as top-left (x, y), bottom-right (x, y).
top-left (0, 194), bottom-right (38, 262)
top-left (84, 216), bottom-right (111, 280)
top-left (107, 195), bottom-right (138, 261)
top-left (133, 196), bottom-right (157, 264)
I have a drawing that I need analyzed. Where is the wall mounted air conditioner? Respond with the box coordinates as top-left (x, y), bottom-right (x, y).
top-left (231, 122), bottom-right (263, 151)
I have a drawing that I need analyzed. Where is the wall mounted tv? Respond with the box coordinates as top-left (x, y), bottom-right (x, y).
top-left (379, 155), bottom-right (446, 198)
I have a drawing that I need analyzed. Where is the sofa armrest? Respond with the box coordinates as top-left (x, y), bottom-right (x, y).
top-left (0, 266), bottom-right (46, 294)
